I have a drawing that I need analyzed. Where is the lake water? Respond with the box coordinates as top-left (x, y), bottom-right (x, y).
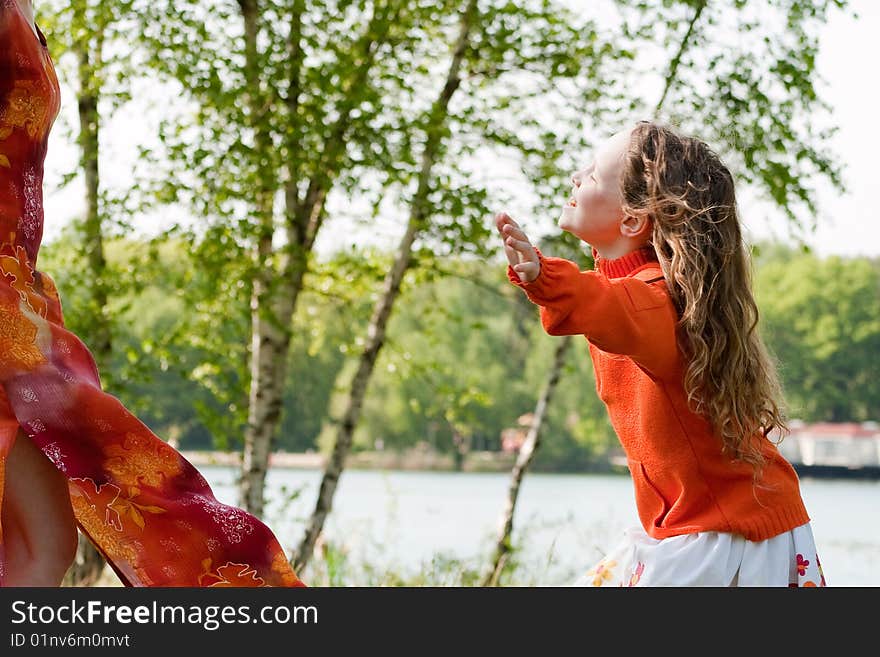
top-left (199, 465), bottom-right (880, 586)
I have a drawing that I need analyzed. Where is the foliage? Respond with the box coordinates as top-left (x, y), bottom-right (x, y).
top-left (618, 0), bottom-right (849, 229)
top-left (39, 232), bottom-right (879, 462)
top-left (754, 244), bottom-right (880, 422)
top-left (35, 0), bottom-right (863, 466)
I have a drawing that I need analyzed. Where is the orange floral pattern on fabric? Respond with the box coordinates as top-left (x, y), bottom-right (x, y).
top-left (69, 478), bottom-right (141, 566)
top-left (104, 432), bottom-right (185, 489)
top-left (0, 302), bottom-right (44, 371)
top-left (199, 559), bottom-right (267, 588)
top-left (0, 5), bottom-right (304, 587)
top-left (0, 79), bottom-right (51, 140)
top-left (0, 79), bottom-right (50, 169)
top-left (1, 242), bottom-right (50, 317)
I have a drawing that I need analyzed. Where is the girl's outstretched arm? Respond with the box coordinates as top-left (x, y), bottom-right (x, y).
top-left (505, 247), bottom-right (680, 379)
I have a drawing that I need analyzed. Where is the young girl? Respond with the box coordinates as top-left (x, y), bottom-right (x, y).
top-left (0, 0), bottom-right (304, 586)
top-left (497, 120), bottom-right (826, 586)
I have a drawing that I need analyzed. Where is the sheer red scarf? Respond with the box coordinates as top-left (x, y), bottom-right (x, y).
top-left (0, 2), bottom-right (304, 587)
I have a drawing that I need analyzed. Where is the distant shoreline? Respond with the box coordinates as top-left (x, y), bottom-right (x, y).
top-left (179, 448), bottom-right (526, 473)
top-left (180, 449), bottom-right (880, 479)
top-left (181, 449), bottom-right (324, 469)
top-left (792, 463), bottom-right (880, 480)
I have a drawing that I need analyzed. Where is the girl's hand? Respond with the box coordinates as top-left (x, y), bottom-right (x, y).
top-left (495, 212), bottom-right (540, 283)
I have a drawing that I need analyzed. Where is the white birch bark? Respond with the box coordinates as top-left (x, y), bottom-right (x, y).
top-left (293, 0), bottom-right (480, 574)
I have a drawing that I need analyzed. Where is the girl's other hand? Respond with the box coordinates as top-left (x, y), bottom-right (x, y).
top-left (495, 212), bottom-right (540, 283)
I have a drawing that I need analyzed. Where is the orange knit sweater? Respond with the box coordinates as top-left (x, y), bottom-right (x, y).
top-left (509, 245), bottom-right (809, 541)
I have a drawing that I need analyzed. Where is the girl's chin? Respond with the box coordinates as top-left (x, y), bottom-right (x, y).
top-left (558, 204), bottom-right (577, 229)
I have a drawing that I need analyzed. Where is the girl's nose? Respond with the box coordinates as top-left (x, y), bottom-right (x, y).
top-left (571, 174), bottom-right (580, 186)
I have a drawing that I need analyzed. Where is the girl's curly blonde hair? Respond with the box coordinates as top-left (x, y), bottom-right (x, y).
top-left (620, 120), bottom-right (787, 473)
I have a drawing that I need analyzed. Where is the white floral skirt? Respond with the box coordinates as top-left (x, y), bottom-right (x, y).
top-left (573, 522), bottom-right (826, 587)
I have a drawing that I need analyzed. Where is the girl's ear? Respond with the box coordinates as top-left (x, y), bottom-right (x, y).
top-left (620, 213), bottom-right (652, 239)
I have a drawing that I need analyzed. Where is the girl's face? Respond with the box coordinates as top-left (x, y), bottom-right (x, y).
top-left (559, 128), bottom-right (632, 249)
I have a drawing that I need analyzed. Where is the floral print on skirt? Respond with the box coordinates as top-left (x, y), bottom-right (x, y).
top-left (573, 522), bottom-right (826, 587)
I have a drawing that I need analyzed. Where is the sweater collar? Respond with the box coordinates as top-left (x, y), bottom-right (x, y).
top-left (592, 245), bottom-right (660, 279)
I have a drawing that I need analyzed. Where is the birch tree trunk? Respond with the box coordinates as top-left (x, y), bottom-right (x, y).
top-left (293, 0), bottom-right (480, 574)
top-left (235, 0), bottom-right (281, 519)
top-left (481, 335), bottom-right (571, 586)
top-left (481, 0), bottom-right (707, 586)
top-left (237, 0), bottom-right (401, 518)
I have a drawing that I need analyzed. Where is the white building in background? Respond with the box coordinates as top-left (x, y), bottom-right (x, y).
top-left (775, 421), bottom-right (880, 471)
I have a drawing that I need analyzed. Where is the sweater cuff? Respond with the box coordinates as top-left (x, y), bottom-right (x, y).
top-left (507, 248), bottom-right (576, 304)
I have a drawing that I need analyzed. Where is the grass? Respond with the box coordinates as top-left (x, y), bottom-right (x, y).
top-left (80, 518), bottom-right (585, 587)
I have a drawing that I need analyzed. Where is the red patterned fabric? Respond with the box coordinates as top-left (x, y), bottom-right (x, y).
top-left (0, 2), bottom-right (305, 587)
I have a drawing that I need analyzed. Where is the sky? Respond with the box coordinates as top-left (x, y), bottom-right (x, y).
top-left (40, 1), bottom-right (880, 259)
top-left (737, 0), bottom-right (880, 258)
